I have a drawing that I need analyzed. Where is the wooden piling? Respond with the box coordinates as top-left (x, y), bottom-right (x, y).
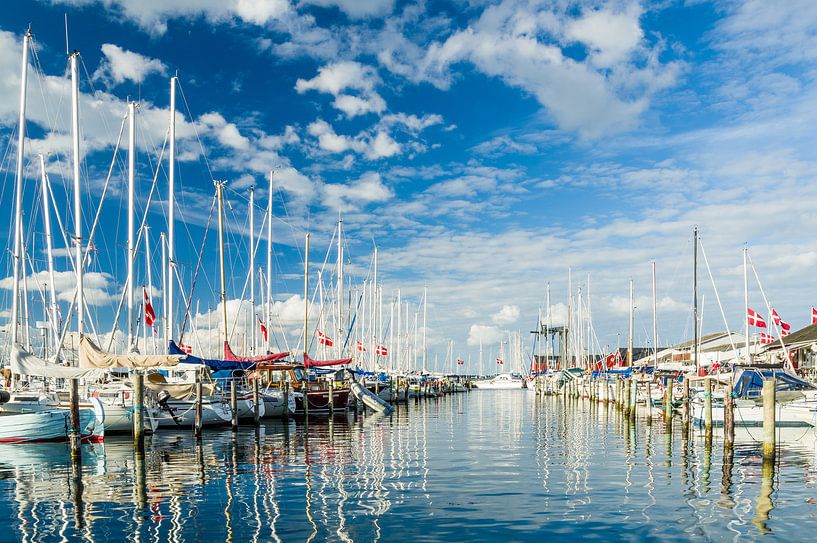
top-left (328, 379), bottom-right (335, 414)
top-left (664, 378), bottom-right (674, 424)
top-left (623, 379), bottom-right (631, 417)
top-left (194, 370), bottom-right (203, 438)
top-left (723, 385), bottom-right (735, 450)
top-left (230, 379), bottom-right (238, 432)
top-left (282, 379), bottom-right (290, 421)
top-left (704, 378), bottom-right (713, 438)
top-left (69, 378), bottom-right (81, 457)
top-left (645, 380), bottom-right (653, 424)
top-left (303, 382), bottom-right (310, 417)
top-left (629, 379), bottom-right (637, 420)
top-left (253, 376), bottom-right (260, 427)
top-left (762, 378), bottom-right (776, 461)
top-left (133, 371), bottom-right (144, 450)
top-left (682, 378), bottom-right (690, 431)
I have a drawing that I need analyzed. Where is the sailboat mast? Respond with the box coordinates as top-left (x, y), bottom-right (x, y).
top-left (303, 231), bottom-right (310, 356)
top-left (397, 289), bottom-right (402, 372)
top-left (546, 282), bottom-right (550, 369)
top-left (337, 216), bottom-right (343, 356)
top-left (70, 51), bottom-right (84, 337)
top-left (422, 287), bottom-right (427, 372)
top-left (127, 100), bottom-right (136, 350)
top-left (161, 232), bottom-right (167, 346)
top-left (249, 185), bottom-right (255, 355)
top-left (693, 226), bottom-right (699, 372)
top-left (627, 279), bottom-right (634, 366)
top-left (10, 30), bottom-right (31, 346)
top-left (39, 155), bottom-right (59, 353)
top-left (372, 246), bottom-right (377, 367)
top-left (266, 171), bottom-right (273, 354)
top-left (167, 76), bottom-right (176, 344)
top-left (216, 182), bottom-right (228, 347)
top-left (743, 247), bottom-right (750, 365)
top-left (652, 260), bottom-right (658, 367)
top-left (145, 226), bottom-right (155, 354)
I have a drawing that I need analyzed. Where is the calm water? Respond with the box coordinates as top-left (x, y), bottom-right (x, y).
top-left (2, 391), bottom-right (817, 542)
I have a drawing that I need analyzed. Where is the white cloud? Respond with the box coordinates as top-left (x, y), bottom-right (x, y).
top-left (306, 119), bottom-right (400, 160)
top-left (93, 43), bottom-right (167, 85)
top-left (322, 171), bottom-right (393, 211)
top-left (471, 135), bottom-right (537, 157)
top-left (566, 4), bottom-right (644, 68)
top-left (492, 304), bottom-right (520, 326)
top-left (0, 270), bottom-right (117, 307)
top-left (296, 61), bottom-right (386, 118)
top-left (467, 323), bottom-right (503, 347)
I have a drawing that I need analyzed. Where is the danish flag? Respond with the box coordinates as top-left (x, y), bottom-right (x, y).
top-left (781, 328), bottom-right (791, 337)
top-left (317, 330), bottom-right (333, 346)
top-left (456, 358), bottom-right (464, 365)
top-left (376, 345), bottom-right (388, 356)
top-left (759, 333), bottom-right (775, 345)
top-left (771, 309), bottom-right (791, 330)
top-left (179, 343), bottom-right (193, 354)
top-left (747, 308), bottom-right (766, 328)
top-left (143, 287), bottom-right (155, 328)
top-left (812, 307), bottom-right (817, 325)
top-left (356, 340), bottom-right (366, 352)
top-left (496, 358), bottom-right (504, 365)
top-left (258, 317), bottom-right (268, 342)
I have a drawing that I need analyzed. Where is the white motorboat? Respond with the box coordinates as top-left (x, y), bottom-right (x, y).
top-left (260, 388), bottom-right (296, 418)
top-left (155, 396), bottom-right (232, 429)
top-left (0, 394), bottom-right (104, 443)
top-left (473, 373), bottom-right (525, 390)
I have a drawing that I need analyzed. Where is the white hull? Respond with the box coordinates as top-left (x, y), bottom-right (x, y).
top-left (156, 399), bottom-right (232, 428)
top-left (260, 389), bottom-right (295, 418)
top-left (692, 398), bottom-right (817, 428)
top-left (351, 382), bottom-right (393, 414)
top-left (0, 399), bottom-right (103, 443)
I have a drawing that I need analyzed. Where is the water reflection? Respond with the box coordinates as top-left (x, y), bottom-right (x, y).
top-left (2, 393), bottom-right (817, 541)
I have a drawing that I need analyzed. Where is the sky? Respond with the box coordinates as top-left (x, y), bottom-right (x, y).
top-left (1, 0), bottom-right (817, 371)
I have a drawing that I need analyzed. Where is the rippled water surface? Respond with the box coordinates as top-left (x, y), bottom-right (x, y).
top-left (2, 391), bottom-right (817, 542)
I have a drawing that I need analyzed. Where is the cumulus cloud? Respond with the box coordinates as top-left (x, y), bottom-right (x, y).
top-left (492, 304), bottom-right (520, 326)
top-left (0, 271), bottom-right (117, 307)
top-left (322, 171), bottom-right (393, 211)
top-left (296, 61), bottom-right (386, 118)
top-left (467, 323), bottom-right (503, 346)
top-left (93, 43), bottom-right (167, 85)
top-left (306, 119), bottom-right (401, 159)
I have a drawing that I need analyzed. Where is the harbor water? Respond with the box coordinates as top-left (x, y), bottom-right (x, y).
top-left (2, 391), bottom-right (817, 542)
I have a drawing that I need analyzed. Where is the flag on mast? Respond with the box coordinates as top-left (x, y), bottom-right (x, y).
top-left (318, 330), bottom-right (334, 346)
top-left (258, 317), bottom-right (268, 342)
top-left (747, 308), bottom-right (767, 328)
top-left (143, 286), bottom-right (155, 328)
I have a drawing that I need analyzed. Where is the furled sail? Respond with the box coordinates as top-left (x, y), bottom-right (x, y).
top-left (144, 372), bottom-right (216, 400)
top-left (80, 336), bottom-right (184, 369)
top-left (223, 341), bottom-right (289, 363)
top-left (170, 340), bottom-right (254, 371)
top-left (303, 353), bottom-right (352, 368)
top-left (10, 344), bottom-right (104, 379)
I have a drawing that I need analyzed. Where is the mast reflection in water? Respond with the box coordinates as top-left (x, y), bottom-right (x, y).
top-left (1, 393), bottom-right (817, 541)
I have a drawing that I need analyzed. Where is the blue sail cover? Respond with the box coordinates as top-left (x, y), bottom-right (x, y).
top-left (734, 368), bottom-right (815, 398)
top-left (169, 341), bottom-right (255, 371)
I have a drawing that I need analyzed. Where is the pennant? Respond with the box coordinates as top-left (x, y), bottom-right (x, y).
top-left (317, 330), bottom-right (334, 347)
top-left (747, 308), bottom-right (767, 328)
top-left (143, 287), bottom-right (155, 328)
top-left (356, 340), bottom-right (366, 352)
top-left (376, 345), bottom-right (388, 356)
top-left (258, 317), bottom-right (268, 342)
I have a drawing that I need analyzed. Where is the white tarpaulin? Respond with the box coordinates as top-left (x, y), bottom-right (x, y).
top-left (80, 336), bottom-right (184, 369)
top-left (10, 344), bottom-right (105, 379)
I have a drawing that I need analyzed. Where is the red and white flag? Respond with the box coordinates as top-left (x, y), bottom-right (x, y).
top-left (456, 358), bottom-right (464, 365)
top-left (781, 328), bottom-right (791, 337)
top-left (376, 345), bottom-right (388, 356)
top-left (179, 343), bottom-right (193, 354)
top-left (356, 340), bottom-right (366, 352)
top-left (811, 307), bottom-right (817, 325)
top-left (143, 287), bottom-right (155, 328)
top-left (780, 320), bottom-right (791, 332)
top-left (317, 330), bottom-right (334, 346)
top-left (771, 308), bottom-right (782, 326)
top-left (258, 317), bottom-right (268, 342)
top-left (747, 308), bottom-right (767, 328)
top-left (496, 357), bottom-right (504, 365)
top-left (759, 333), bottom-right (775, 345)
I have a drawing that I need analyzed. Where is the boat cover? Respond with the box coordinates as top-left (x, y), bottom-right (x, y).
top-left (170, 340), bottom-right (255, 371)
top-left (304, 353), bottom-right (352, 368)
top-left (223, 341), bottom-right (289, 363)
top-left (80, 336), bottom-right (184, 369)
top-left (11, 344), bottom-right (104, 379)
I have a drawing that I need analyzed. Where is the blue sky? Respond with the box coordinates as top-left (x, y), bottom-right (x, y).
top-left (1, 0), bottom-right (817, 369)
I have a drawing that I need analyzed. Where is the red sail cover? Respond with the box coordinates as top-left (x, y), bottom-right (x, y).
top-left (223, 341), bottom-right (289, 363)
top-left (303, 353), bottom-right (352, 368)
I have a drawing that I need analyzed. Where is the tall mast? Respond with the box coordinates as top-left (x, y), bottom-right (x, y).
top-left (652, 260), bottom-right (658, 367)
top-left (249, 185), bottom-right (255, 355)
top-left (337, 216), bottom-right (343, 356)
top-left (145, 227), bottom-right (156, 354)
top-left (127, 100), bottom-right (136, 351)
top-left (266, 171), bottom-right (273, 354)
top-left (693, 226), bottom-right (699, 372)
top-left (303, 231), bottom-right (310, 357)
top-left (396, 289), bottom-right (402, 371)
top-left (627, 279), bottom-right (634, 366)
top-left (216, 182), bottom-right (228, 347)
top-left (743, 246), bottom-right (750, 365)
top-left (39, 155), bottom-right (59, 354)
top-left (10, 29), bottom-right (31, 346)
top-left (422, 287), bottom-right (427, 371)
top-left (546, 282), bottom-right (550, 369)
top-left (567, 268), bottom-right (572, 367)
top-left (70, 51), bottom-right (84, 337)
top-left (371, 246), bottom-right (378, 367)
top-left (167, 75), bottom-right (177, 345)
top-left (161, 232), bottom-right (167, 346)
top-left (389, 296), bottom-right (394, 372)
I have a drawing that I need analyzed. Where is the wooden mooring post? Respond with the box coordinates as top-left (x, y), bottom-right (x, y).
top-left (704, 378), bottom-right (713, 438)
top-left (328, 379), bottom-right (335, 414)
top-left (133, 371), bottom-right (145, 450)
top-left (723, 385), bottom-right (735, 450)
top-left (230, 379), bottom-right (238, 432)
top-left (194, 370), bottom-right (203, 438)
top-left (69, 378), bottom-right (81, 458)
top-left (762, 378), bottom-right (776, 461)
top-left (282, 379), bottom-right (290, 421)
top-left (664, 378), bottom-right (674, 425)
top-left (253, 377), bottom-right (260, 427)
top-left (682, 378), bottom-right (690, 432)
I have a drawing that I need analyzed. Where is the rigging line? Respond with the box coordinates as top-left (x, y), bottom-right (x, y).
top-left (178, 195), bottom-right (217, 345)
top-left (176, 79), bottom-right (215, 182)
top-left (747, 252), bottom-right (791, 366)
top-left (698, 240), bottom-right (738, 356)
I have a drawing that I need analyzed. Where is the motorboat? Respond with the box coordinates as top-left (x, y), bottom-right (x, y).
top-left (473, 373), bottom-right (525, 390)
